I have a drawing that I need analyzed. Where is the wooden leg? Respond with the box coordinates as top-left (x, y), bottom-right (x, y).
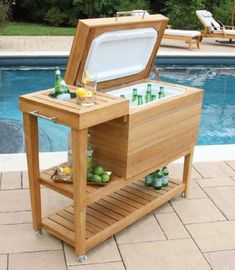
top-left (23, 113), bottom-right (42, 231)
top-left (188, 40), bottom-right (192, 50)
top-left (182, 150), bottom-right (194, 198)
top-left (71, 128), bottom-right (88, 259)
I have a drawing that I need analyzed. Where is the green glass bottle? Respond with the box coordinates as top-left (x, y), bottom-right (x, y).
top-left (132, 88), bottom-right (138, 102)
top-left (158, 86), bottom-right (165, 99)
top-left (162, 167), bottom-right (169, 187)
top-left (145, 173), bottom-right (154, 187)
top-left (145, 84), bottom-right (152, 103)
top-left (151, 94), bottom-right (156, 101)
top-left (153, 170), bottom-right (162, 190)
top-left (54, 67), bottom-right (62, 94)
top-left (137, 95), bottom-right (143, 105)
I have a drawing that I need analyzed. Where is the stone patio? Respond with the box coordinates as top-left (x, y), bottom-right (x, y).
top-left (1, 161), bottom-right (235, 270)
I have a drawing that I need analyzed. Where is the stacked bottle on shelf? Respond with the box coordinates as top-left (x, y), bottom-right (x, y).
top-left (145, 167), bottom-right (169, 190)
top-left (120, 83), bottom-right (165, 106)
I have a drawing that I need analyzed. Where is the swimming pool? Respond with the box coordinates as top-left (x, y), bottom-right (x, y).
top-left (0, 66), bottom-right (234, 153)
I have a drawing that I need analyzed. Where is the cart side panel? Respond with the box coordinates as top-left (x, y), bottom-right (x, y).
top-left (91, 89), bottom-right (203, 179)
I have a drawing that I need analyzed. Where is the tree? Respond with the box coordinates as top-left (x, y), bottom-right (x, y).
top-left (163, 0), bottom-right (205, 30)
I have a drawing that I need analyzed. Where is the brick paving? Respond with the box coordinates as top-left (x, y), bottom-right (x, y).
top-left (0, 161), bottom-right (235, 269)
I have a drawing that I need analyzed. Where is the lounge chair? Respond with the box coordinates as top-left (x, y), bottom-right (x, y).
top-left (196, 10), bottom-right (235, 40)
top-left (131, 10), bottom-right (201, 50)
top-left (163, 26), bottom-right (201, 49)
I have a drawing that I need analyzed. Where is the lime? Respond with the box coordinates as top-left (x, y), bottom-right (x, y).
top-left (101, 173), bottom-right (110, 183)
top-left (92, 174), bottom-right (102, 183)
top-left (92, 166), bottom-right (104, 175)
top-left (87, 172), bottom-right (93, 181)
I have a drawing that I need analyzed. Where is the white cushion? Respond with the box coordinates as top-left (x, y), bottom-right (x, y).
top-left (223, 29), bottom-right (235, 35)
top-left (196, 10), bottom-right (220, 31)
top-left (164, 29), bottom-right (201, 37)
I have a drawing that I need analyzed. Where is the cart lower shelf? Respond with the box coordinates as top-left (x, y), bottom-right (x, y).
top-left (42, 178), bottom-right (185, 251)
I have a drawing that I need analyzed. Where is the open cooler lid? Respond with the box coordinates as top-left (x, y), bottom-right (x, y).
top-left (65, 14), bottom-right (168, 90)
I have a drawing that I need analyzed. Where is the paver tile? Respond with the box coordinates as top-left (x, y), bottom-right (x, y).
top-left (119, 238), bottom-right (210, 270)
top-left (41, 188), bottom-right (72, 216)
top-left (204, 186), bottom-right (235, 219)
top-left (1, 171), bottom-right (21, 190)
top-left (0, 255), bottom-right (7, 270)
top-left (172, 179), bottom-right (207, 201)
top-left (0, 189), bottom-right (31, 212)
top-left (153, 202), bottom-right (174, 214)
top-left (168, 163), bottom-right (202, 179)
top-left (195, 177), bottom-right (235, 188)
top-left (193, 162), bottom-right (235, 178)
top-left (186, 220), bottom-right (235, 252)
top-left (172, 198), bottom-right (226, 224)
top-left (67, 262), bottom-right (125, 270)
top-left (155, 213), bottom-right (190, 239)
top-left (22, 171), bottom-right (29, 189)
top-left (226, 160), bottom-right (235, 171)
top-left (0, 223), bottom-right (62, 253)
top-left (204, 250), bottom-right (235, 270)
top-left (0, 211), bottom-right (31, 225)
top-left (9, 250), bottom-right (66, 270)
top-left (116, 214), bottom-right (165, 244)
top-left (64, 237), bottom-right (121, 266)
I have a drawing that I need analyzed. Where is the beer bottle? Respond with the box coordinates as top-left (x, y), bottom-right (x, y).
top-left (55, 67), bottom-right (62, 94)
top-left (145, 173), bottom-right (154, 187)
top-left (151, 94), bottom-right (156, 101)
top-left (137, 95), bottom-right (143, 105)
top-left (162, 167), bottom-right (169, 187)
top-left (153, 170), bottom-right (162, 190)
top-left (132, 88), bottom-right (138, 102)
top-left (145, 84), bottom-right (152, 103)
top-left (158, 86), bottom-right (165, 99)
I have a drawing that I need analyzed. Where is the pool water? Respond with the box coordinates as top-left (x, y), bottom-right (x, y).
top-left (0, 67), bottom-right (234, 153)
top-left (159, 67), bottom-right (235, 145)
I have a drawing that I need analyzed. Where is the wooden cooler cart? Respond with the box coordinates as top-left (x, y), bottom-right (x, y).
top-left (19, 14), bottom-right (203, 262)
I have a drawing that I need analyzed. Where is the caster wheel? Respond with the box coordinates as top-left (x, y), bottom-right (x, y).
top-left (181, 191), bottom-right (186, 198)
top-left (76, 255), bottom-right (88, 263)
top-left (35, 230), bottom-right (43, 238)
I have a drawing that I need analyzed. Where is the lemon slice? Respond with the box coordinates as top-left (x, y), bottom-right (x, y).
top-left (76, 87), bottom-right (87, 97)
top-left (83, 70), bottom-right (90, 85)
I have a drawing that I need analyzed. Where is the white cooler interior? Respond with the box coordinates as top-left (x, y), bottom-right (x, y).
top-left (83, 28), bottom-right (158, 82)
top-left (108, 82), bottom-right (185, 108)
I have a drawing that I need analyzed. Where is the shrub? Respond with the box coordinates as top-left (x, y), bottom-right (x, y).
top-left (44, 7), bottom-right (66, 26)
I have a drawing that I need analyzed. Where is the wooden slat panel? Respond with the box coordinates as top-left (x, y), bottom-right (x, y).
top-left (87, 207), bottom-right (117, 225)
top-left (129, 103), bottom-right (201, 141)
top-left (86, 183), bottom-right (185, 251)
top-left (86, 214), bottom-right (110, 230)
top-left (90, 203), bottom-right (123, 221)
top-left (42, 218), bottom-right (75, 246)
top-left (97, 199), bottom-right (130, 217)
top-left (116, 190), bottom-right (149, 205)
top-left (125, 186), bottom-right (155, 201)
top-left (108, 193), bottom-right (142, 210)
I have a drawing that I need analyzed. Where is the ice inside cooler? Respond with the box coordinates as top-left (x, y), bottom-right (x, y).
top-left (108, 82), bottom-right (185, 108)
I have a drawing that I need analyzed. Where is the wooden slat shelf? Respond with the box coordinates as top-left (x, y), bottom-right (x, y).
top-left (42, 179), bottom-right (185, 251)
top-left (40, 167), bottom-right (182, 206)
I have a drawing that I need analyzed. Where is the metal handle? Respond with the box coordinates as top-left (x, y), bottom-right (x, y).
top-left (115, 10), bottom-right (147, 21)
top-left (28, 110), bottom-right (57, 122)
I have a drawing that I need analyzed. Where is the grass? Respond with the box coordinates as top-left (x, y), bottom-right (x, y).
top-left (0, 22), bottom-right (75, 36)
